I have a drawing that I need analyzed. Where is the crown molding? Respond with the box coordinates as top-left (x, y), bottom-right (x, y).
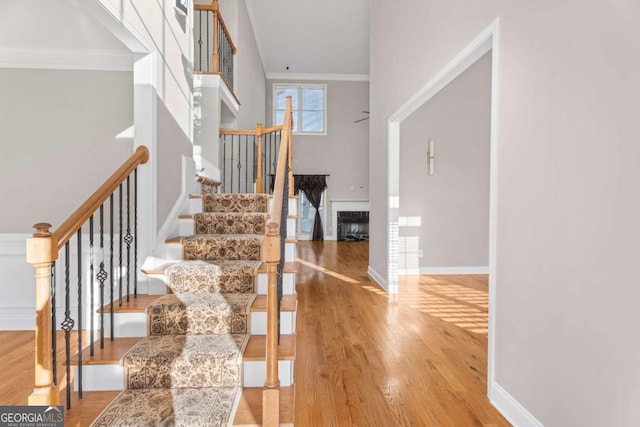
top-left (0, 47), bottom-right (134, 71)
top-left (266, 72), bottom-right (370, 82)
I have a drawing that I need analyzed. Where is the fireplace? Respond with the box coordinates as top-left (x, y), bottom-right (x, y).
top-left (337, 211), bottom-right (369, 241)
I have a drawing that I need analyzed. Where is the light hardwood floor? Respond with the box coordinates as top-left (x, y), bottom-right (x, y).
top-left (0, 241), bottom-right (509, 426)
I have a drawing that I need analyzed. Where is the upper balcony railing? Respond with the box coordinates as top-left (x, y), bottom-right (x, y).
top-left (194, 0), bottom-right (237, 91)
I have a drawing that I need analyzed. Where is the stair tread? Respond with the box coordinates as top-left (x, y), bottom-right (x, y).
top-left (252, 294), bottom-right (296, 312)
top-left (98, 293), bottom-right (296, 314)
top-left (144, 260), bottom-right (296, 275)
top-left (97, 294), bottom-right (160, 313)
top-left (233, 386), bottom-right (294, 425)
top-left (167, 234), bottom-right (266, 244)
top-left (72, 337), bottom-right (142, 365)
top-left (243, 335), bottom-right (296, 361)
top-left (188, 194), bottom-right (203, 199)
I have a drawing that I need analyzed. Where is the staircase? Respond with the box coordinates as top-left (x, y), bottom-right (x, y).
top-left (78, 179), bottom-right (297, 426)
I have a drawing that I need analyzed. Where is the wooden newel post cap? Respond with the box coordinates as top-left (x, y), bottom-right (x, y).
top-left (32, 223), bottom-right (52, 238)
top-left (265, 222), bottom-right (279, 236)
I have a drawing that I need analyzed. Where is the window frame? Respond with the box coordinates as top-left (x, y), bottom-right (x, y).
top-left (272, 83), bottom-right (327, 136)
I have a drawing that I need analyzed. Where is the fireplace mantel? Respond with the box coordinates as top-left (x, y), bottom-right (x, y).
top-left (327, 200), bottom-right (370, 240)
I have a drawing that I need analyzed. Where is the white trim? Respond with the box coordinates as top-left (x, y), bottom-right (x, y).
top-left (268, 72), bottom-right (370, 82)
top-left (0, 48), bottom-right (134, 71)
top-left (194, 74), bottom-right (240, 114)
top-left (93, 0), bottom-right (153, 54)
top-left (243, 0), bottom-right (268, 77)
top-left (272, 83), bottom-right (327, 134)
top-left (399, 266), bottom-right (489, 275)
top-left (367, 266), bottom-right (388, 292)
top-left (490, 382), bottom-right (545, 427)
top-left (154, 155), bottom-right (196, 257)
top-left (386, 17), bottom-right (501, 410)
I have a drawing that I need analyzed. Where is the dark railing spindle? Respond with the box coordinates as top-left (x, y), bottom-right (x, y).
top-left (89, 216), bottom-right (94, 357)
top-left (62, 242), bottom-right (74, 410)
top-left (237, 136), bottom-right (241, 193)
top-left (109, 195), bottom-right (114, 341)
top-left (277, 156), bottom-right (289, 342)
top-left (98, 205), bottom-right (106, 349)
top-left (76, 229), bottom-right (83, 399)
top-left (50, 261), bottom-right (57, 386)
top-left (118, 184), bottom-right (123, 306)
top-left (125, 177), bottom-right (132, 303)
top-left (134, 168), bottom-right (138, 297)
top-left (230, 137), bottom-right (234, 193)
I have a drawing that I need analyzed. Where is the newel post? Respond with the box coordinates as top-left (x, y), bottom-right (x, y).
top-left (256, 123), bottom-right (264, 194)
top-left (212, 0), bottom-right (220, 73)
top-left (26, 223), bottom-right (59, 406)
top-left (262, 222), bottom-right (280, 426)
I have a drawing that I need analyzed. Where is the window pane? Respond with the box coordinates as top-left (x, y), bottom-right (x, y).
top-left (302, 89), bottom-right (323, 110)
top-left (301, 111), bottom-right (324, 132)
top-left (276, 88), bottom-right (298, 110)
top-left (275, 110), bottom-right (285, 126)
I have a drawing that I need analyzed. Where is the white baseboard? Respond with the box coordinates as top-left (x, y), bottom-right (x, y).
top-left (399, 266), bottom-right (489, 275)
top-left (367, 266), bottom-right (388, 292)
top-left (0, 308), bottom-right (35, 330)
top-left (490, 382), bottom-right (544, 427)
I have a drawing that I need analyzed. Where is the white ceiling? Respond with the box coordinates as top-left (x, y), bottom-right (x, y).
top-left (245, 0), bottom-right (370, 78)
top-left (0, 0), bottom-right (135, 71)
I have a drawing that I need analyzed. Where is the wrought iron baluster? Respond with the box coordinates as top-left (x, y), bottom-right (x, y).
top-left (118, 184), bottom-right (123, 306)
top-left (109, 194), bottom-right (114, 341)
top-left (230, 136), bottom-right (234, 193)
top-left (76, 229), bottom-right (83, 399)
top-left (62, 242), bottom-right (74, 409)
top-left (98, 205), bottom-right (107, 348)
top-left (125, 176), bottom-right (132, 303)
top-left (89, 216), bottom-right (94, 357)
top-left (278, 156), bottom-right (289, 343)
top-left (237, 136), bottom-right (241, 193)
top-left (245, 135), bottom-right (249, 192)
top-left (134, 168), bottom-right (138, 297)
top-left (223, 136), bottom-right (227, 193)
top-left (50, 261), bottom-right (57, 386)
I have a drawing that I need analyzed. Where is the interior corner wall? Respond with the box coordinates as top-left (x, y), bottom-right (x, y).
top-left (104, 0), bottom-right (194, 230)
top-left (399, 52), bottom-right (491, 271)
top-left (266, 80), bottom-right (370, 236)
top-left (235, 0), bottom-right (266, 129)
top-left (0, 68), bottom-right (133, 329)
top-left (370, 1), bottom-right (640, 426)
top-left (0, 69), bottom-right (134, 232)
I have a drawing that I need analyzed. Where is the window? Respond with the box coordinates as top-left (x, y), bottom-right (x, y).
top-left (273, 84), bottom-right (327, 135)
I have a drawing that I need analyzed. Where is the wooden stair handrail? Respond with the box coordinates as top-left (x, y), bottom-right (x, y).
top-left (54, 146), bottom-right (149, 250)
top-left (262, 96), bottom-right (293, 427)
top-left (26, 145), bottom-right (149, 407)
top-left (219, 125), bottom-right (284, 137)
top-left (194, 1), bottom-right (237, 58)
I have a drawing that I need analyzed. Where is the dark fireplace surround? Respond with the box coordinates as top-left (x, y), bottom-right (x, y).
top-left (337, 211), bottom-right (369, 242)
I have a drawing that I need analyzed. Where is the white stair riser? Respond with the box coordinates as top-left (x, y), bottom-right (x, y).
top-left (144, 272), bottom-right (295, 296)
top-left (256, 273), bottom-right (295, 295)
top-left (179, 218), bottom-right (194, 235)
top-left (189, 197), bottom-right (202, 214)
top-left (106, 310), bottom-right (296, 337)
top-left (74, 365), bottom-right (124, 391)
top-left (250, 312), bottom-right (296, 335)
top-left (166, 242), bottom-right (295, 263)
top-left (243, 361), bottom-right (294, 387)
top-left (75, 360), bottom-right (294, 391)
top-left (285, 242), bottom-right (296, 262)
top-left (268, 198), bottom-right (298, 216)
top-left (179, 217), bottom-right (296, 237)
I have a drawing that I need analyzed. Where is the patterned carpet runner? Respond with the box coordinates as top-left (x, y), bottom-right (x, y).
top-left (92, 192), bottom-right (269, 427)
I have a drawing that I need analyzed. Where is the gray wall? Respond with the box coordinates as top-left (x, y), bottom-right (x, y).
top-left (370, 1), bottom-right (640, 426)
top-left (236, 0), bottom-right (265, 129)
top-left (0, 69), bottom-right (133, 232)
top-left (399, 52), bottom-right (490, 271)
top-left (266, 80), bottom-right (369, 235)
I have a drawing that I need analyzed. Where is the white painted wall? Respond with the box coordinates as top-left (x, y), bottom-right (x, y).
top-left (235, 0), bottom-right (266, 129)
top-left (0, 69), bottom-right (133, 233)
top-left (101, 0), bottom-right (194, 230)
top-left (399, 52), bottom-right (490, 272)
top-left (370, 1), bottom-right (640, 426)
top-left (0, 68), bottom-right (133, 329)
top-left (266, 80), bottom-right (369, 236)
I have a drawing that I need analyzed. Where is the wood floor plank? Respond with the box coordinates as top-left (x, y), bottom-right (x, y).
top-left (293, 241), bottom-right (510, 427)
